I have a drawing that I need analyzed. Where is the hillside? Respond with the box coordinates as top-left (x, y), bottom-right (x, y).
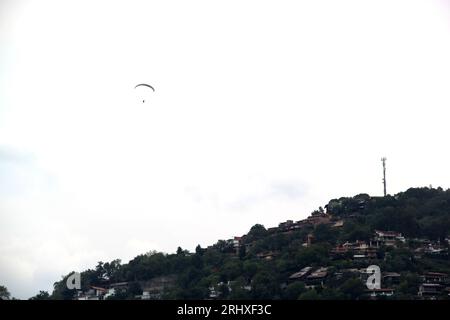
top-left (48, 187), bottom-right (450, 300)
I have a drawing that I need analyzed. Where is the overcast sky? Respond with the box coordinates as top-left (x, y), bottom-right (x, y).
top-left (1, 0), bottom-right (450, 299)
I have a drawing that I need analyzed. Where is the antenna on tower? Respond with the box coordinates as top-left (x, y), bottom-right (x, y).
top-left (381, 157), bottom-right (387, 196)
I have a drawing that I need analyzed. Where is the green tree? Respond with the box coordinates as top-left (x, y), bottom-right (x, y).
top-left (128, 281), bottom-right (143, 297)
top-left (228, 277), bottom-right (251, 299)
top-left (339, 278), bottom-right (365, 300)
top-left (95, 259), bottom-right (122, 282)
top-left (320, 287), bottom-right (347, 300)
top-left (341, 222), bottom-right (371, 242)
top-left (0, 285), bottom-right (11, 300)
top-left (29, 290), bottom-right (50, 300)
top-left (238, 245), bottom-right (246, 260)
top-left (295, 244), bottom-right (330, 267)
top-left (298, 289), bottom-right (320, 300)
top-left (221, 260), bottom-right (242, 281)
top-left (421, 217), bottom-right (450, 240)
top-left (218, 282), bottom-right (230, 299)
top-left (243, 260), bottom-right (260, 279)
top-left (283, 282), bottom-right (306, 300)
top-left (195, 244), bottom-right (204, 255)
top-left (251, 271), bottom-right (279, 299)
top-left (314, 224), bottom-right (338, 244)
top-left (246, 224), bottom-right (267, 242)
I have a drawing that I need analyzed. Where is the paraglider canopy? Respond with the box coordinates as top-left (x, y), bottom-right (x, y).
top-left (135, 83), bottom-right (155, 91)
top-left (135, 84), bottom-right (155, 103)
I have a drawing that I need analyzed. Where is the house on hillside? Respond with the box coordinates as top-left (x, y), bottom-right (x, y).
top-left (330, 240), bottom-right (379, 259)
top-left (232, 236), bottom-right (243, 254)
top-left (76, 286), bottom-right (108, 300)
top-left (288, 266), bottom-right (328, 288)
top-left (302, 233), bottom-right (314, 247)
top-left (278, 219), bottom-right (308, 233)
top-left (304, 267), bottom-right (328, 289)
top-left (279, 220), bottom-right (294, 229)
top-left (417, 272), bottom-right (448, 299)
top-left (102, 282), bottom-right (129, 300)
top-left (382, 272), bottom-right (401, 285)
top-left (424, 244), bottom-right (448, 257)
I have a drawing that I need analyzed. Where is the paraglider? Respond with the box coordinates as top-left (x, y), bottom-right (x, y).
top-left (135, 84), bottom-right (155, 103)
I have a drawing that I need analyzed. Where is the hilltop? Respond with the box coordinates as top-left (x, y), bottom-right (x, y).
top-left (46, 187), bottom-right (450, 300)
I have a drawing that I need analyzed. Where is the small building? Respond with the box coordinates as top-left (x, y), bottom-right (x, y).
top-left (103, 287), bottom-right (117, 300)
top-left (382, 272), bottom-right (401, 285)
top-left (267, 227), bottom-right (278, 233)
top-left (208, 286), bottom-right (219, 299)
top-left (232, 236), bottom-right (243, 254)
top-left (140, 275), bottom-right (177, 300)
top-left (374, 230), bottom-right (405, 246)
top-left (331, 220), bottom-right (344, 228)
top-left (418, 283), bottom-right (444, 298)
top-left (424, 245), bottom-right (448, 256)
top-left (330, 245), bottom-right (349, 255)
top-left (303, 233), bottom-right (314, 247)
top-left (76, 286), bottom-right (107, 300)
top-left (279, 220), bottom-right (294, 229)
top-left (421, 272), bottom-right (448, 284)
top-left (366, 288), bottom-right (395, 298)
top-left (306, 213), bottom-right (331, 226)
top-left (305, 267), bottom-right (328, 288)
top-left (331, 241), bottom-right (379, 259)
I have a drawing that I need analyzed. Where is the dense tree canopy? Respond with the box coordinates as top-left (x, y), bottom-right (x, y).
top-left (45, 187), bottom-right (450, 300)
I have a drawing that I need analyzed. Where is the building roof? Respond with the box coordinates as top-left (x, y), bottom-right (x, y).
top-left (289, 267), bottom-right (312, 280)
top-left (307, 267), bottom-right (328, 279)
top-left (383, 272), bottom-right (401, 278)
top-left (340, 268), bottom-right (360, 274)
top-left (421, 283), bottom-right (443, 287)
